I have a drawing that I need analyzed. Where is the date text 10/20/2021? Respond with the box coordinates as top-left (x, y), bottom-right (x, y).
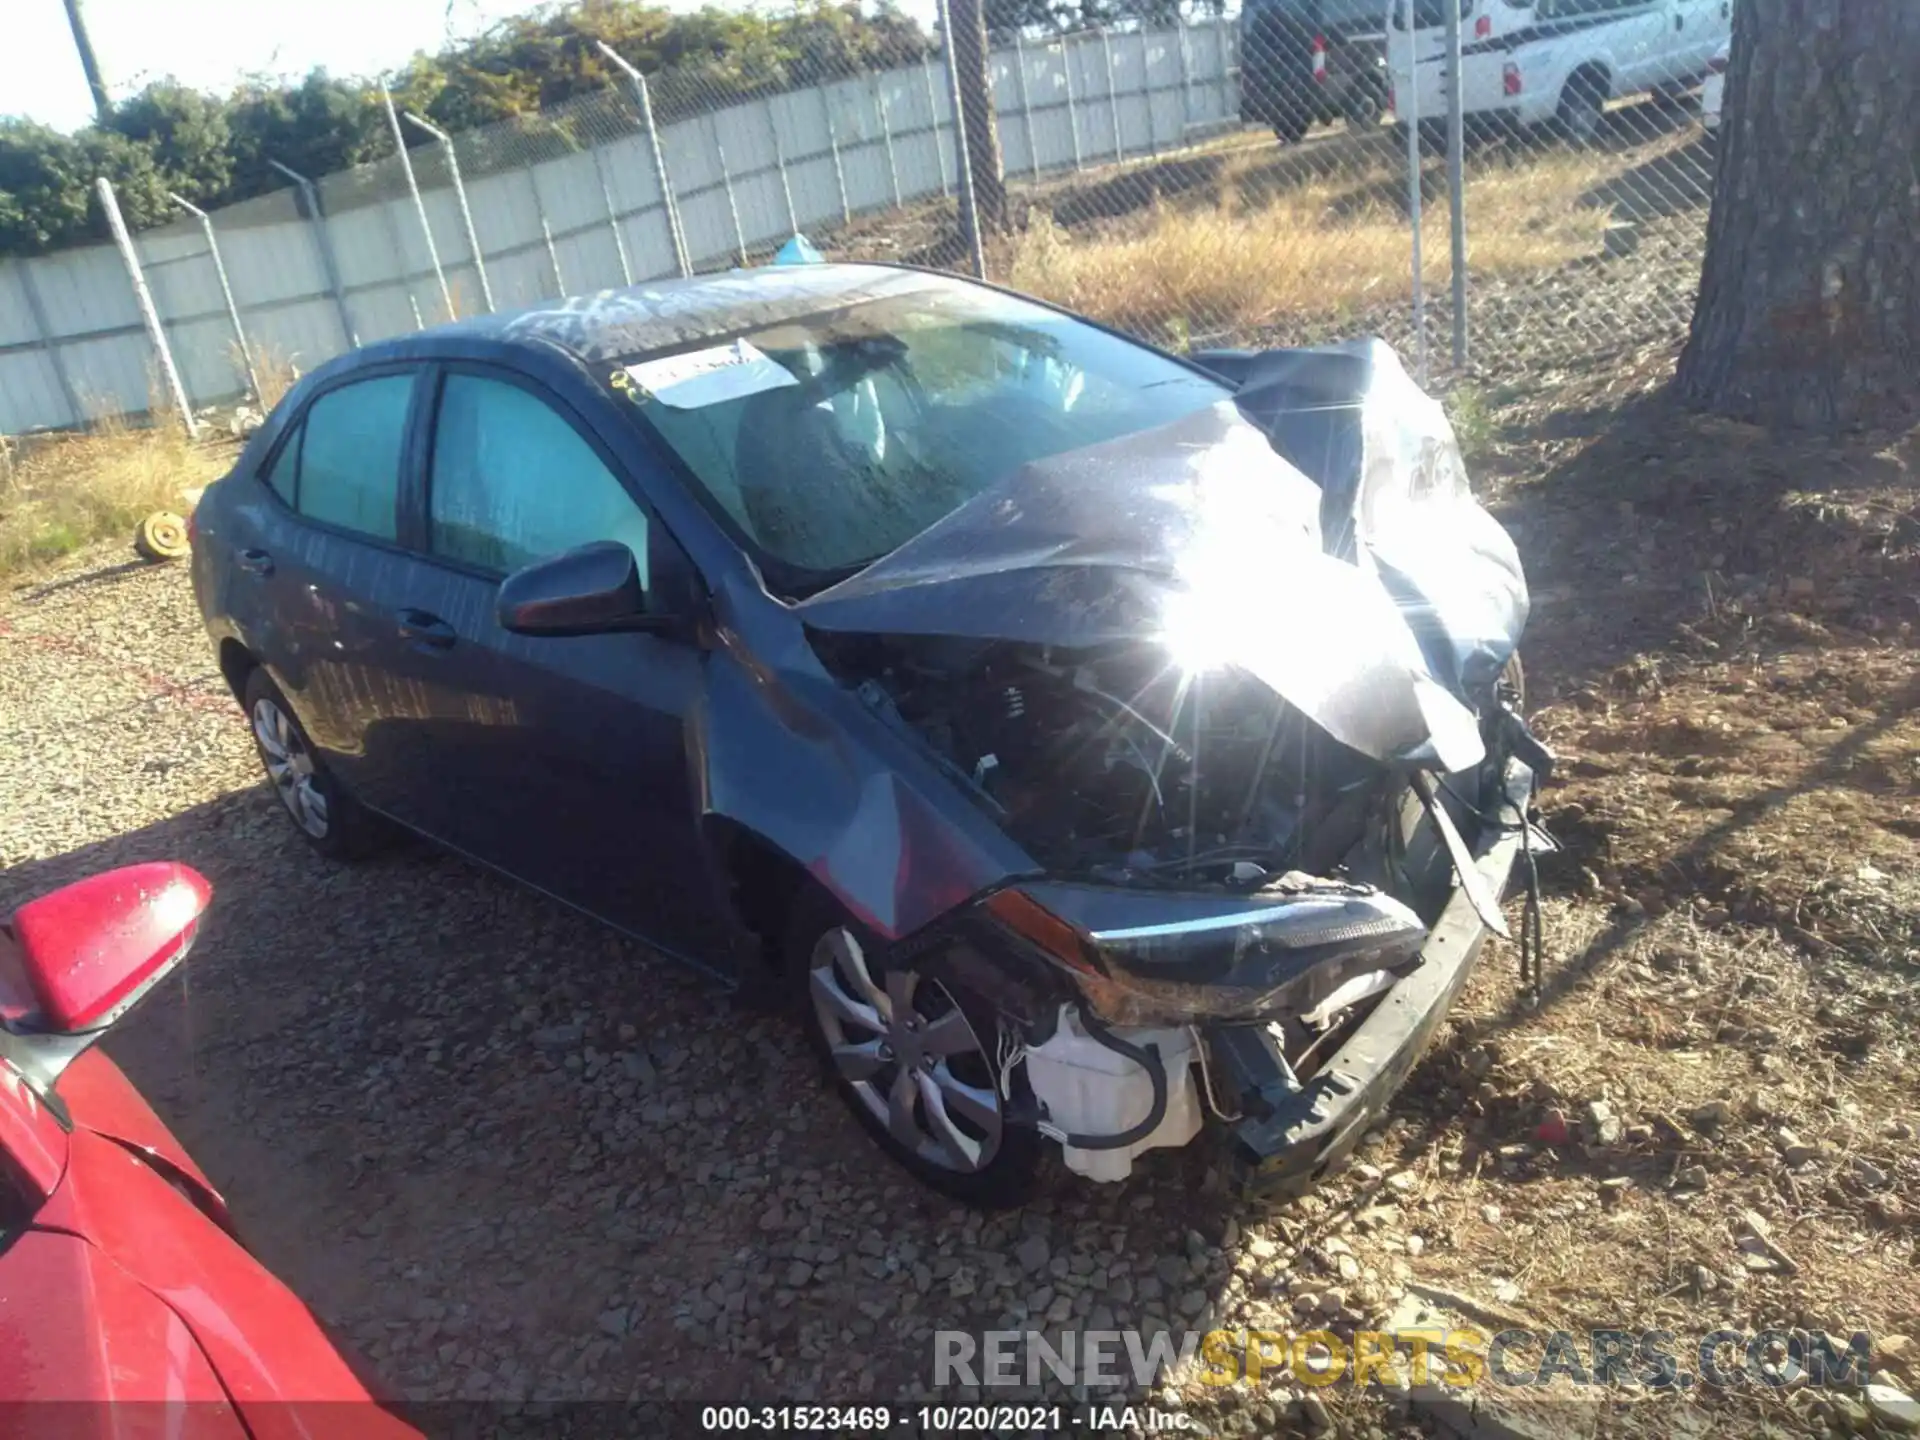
top-left (700, 1406), bottom-right (1192, 1432)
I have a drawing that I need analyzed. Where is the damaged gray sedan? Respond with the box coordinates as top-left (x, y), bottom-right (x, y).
top-left (192, 263), bottom-right (1551, 1208)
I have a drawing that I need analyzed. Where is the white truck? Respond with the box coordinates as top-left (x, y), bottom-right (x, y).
top-left (1386, 0), bottom-right (1731, 142)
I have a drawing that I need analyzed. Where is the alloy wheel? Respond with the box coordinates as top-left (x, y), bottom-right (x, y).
top-left (251, 697), bottom-right (329, 839)
top-left (808, 927), bottom-right (1004, 1173)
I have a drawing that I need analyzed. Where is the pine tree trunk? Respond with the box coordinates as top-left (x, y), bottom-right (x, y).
top-left (949, 0), bottom-right (1009, 236)
top-left (1674, 0), bottom-right (1920, 429)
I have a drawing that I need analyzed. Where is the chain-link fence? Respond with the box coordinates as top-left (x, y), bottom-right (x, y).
top-left (0, 0), bottom-right (1726, 436)
top-left (974, 0), bottom-right (1725, 386)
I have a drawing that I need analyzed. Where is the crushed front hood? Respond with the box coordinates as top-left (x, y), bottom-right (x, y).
top-left (798, 379), bottom-right (1527, 771)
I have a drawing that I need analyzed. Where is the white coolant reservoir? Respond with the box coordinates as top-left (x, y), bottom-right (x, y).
top-left (1023, 1007), bottom-right (1203, 1183)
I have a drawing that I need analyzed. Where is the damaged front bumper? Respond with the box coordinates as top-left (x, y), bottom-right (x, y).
top-left (1213, 754), bottom-right (1539, 1198)
top-left (938, 751), bottom-right (1543, 1191)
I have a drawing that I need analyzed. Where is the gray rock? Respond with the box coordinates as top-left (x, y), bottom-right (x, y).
top-left (595, 1307), bottom-right (629, 1338)
top-left (1867, 1382), bottom-right (1919, 1432)
top-left (1015, 1234), bottom-right (1051, 1274)
top-left (532, 1023), bottom-right (584, 1051)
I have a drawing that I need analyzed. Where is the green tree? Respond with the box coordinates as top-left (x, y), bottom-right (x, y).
top-left (105, 82), bottom-right (234, 203)
top-left (0, 0), bottom-right (934, 257)
top-left (0, 121), bottom-right (169, 253)
top-left (223, 71), bottom-right (388, 197)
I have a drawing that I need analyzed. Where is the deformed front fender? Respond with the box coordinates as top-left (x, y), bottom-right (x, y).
top-left (689, 614), bottom-right (1035, 945)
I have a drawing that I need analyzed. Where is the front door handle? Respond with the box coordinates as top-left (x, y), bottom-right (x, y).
top-left (237, 548), bottom-right (274, 577)
top-left (397, 609), bottom-right (456, 651)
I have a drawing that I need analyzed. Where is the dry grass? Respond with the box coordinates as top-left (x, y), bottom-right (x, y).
top-left (0, 412), bottom-right (232, 575)
top-left (246, 340), bottom-right (304, 413)
top-left (1008, 146), bottom-right (1628, 344)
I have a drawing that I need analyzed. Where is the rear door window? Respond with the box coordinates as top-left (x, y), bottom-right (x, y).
top-left (263, 423), bottom-right (302, 504)
top-left (293, 374), bottom-right (415, 542)
top-left (427, 373), bottom-right (651, 582)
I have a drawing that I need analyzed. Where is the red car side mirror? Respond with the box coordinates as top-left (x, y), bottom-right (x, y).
top-left (1, 863), bottom-right (210, 1089)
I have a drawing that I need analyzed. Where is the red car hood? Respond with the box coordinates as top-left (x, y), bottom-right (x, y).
top-left (2, 1051), bottom-right (418, 1436)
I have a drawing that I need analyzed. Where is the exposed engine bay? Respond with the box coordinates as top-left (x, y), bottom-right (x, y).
top-left (823, 635), bottom-right (1394, 894)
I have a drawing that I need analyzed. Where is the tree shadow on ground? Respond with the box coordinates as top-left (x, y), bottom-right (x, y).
top-left (1477, 386), bottom-right (1918, 1019)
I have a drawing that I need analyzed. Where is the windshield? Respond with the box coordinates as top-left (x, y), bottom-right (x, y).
top-left (608, 278), bottom-right (1227, 592)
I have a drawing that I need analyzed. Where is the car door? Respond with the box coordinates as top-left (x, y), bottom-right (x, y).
top-left (220, 368), bottom-right (432, 811)
top-left (379, 364), bottom-right (731, 966)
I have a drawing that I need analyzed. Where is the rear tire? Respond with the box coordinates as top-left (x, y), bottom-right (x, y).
top-left (242, 668), bottom-right (391, 861)
top-left (1272, 110), bottom-right (1312, 145)
top-left (1342, 78), bottom-right (1387, 129)
top-left (787, 890), bottom-right (1042, 1209)
top-left (1555, 69), bottom-right (1608, 146)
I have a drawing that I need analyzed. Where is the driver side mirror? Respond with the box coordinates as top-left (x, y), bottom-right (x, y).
top-left (1, 863), bottom-right (211, 1089)
top-left (497, 541), bottom-right (655, 638)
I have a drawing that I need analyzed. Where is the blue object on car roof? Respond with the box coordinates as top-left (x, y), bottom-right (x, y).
top-left (773, 233), bottom-right (824, 265)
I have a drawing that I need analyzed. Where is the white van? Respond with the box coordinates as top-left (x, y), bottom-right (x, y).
top-left (1386, 0), bottom-right (1731, 141)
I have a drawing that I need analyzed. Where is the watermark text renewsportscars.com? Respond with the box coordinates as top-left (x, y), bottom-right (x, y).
top-left (934, 1326), bottom-right (1878, 1391)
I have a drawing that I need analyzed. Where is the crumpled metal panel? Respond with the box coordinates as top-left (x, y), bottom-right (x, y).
top-left (792, 359), bottom-right (1527, 774)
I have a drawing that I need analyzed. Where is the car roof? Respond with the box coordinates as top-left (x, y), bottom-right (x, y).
top-left (348, 262), bottom-right (963, 371)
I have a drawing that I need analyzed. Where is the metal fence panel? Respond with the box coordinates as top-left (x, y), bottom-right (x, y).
top-left (0, 350), bottom-right (69, 434)
top-left (0, 262), bottom-right (40, 348)
top-left (27, 245), bottom-right (139, 339)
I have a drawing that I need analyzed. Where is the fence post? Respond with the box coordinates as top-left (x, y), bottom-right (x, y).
top-left (874, 77), bottom-right (904, 209)
top-left (96, 179), bottom-right (197, 437)
top-left (1176, 15), bottom-right (1193, 137)
top-left (590, 149), bottom-right (635, 285)
top-left (17, 262), bottom-right (84, 429)
top-left (923, 59), bottom-right (952, 197)
top-left (403, 111), bottom-right (495, 313)
top-left (381, 81), bottom-right (453, 319)
top-left (1060, 38), bottom-right (1084, 172)
top-left (1014, 32), bottom-right (1041, 179)
top-left (168, 192), bottom-right (259, 402)
top-left (768, 107), bottom-right (800, 236)
top-left (1099, 29), bottom-right (1122, 161)
top-left (541, 216), bottom-right (565, 295)
top-left (1401, 0), bottom-right (1428, 385)
top-left (1145, 32), bottom-right (1162, 156)
top-left (824, 96), bottom-right (853, 225)
top-left (596, 43), bottom-right (691, 279)
top-left (938, 0), bottom-right (988, 280)
top-left (715, 125), bottom-right (747, 265)
top-left (268, 160), bottom-right (355, 348)
top-left (1444, 0), bottom-right (1468, 370)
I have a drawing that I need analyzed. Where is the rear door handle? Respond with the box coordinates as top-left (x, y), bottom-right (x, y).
top-left (397, 609), bottom-right (457, 651)
top-left (238, 548), bottom-right (274, 577)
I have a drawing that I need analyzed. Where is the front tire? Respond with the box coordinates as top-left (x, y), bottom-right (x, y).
top-left (242, 669), bottom-right (390, 861)
top-left (788, 892), bottom-right (1042, 1208)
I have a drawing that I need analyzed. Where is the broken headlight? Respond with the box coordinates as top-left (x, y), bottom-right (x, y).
top-left (982, 880), bottom-right (1428, 1028)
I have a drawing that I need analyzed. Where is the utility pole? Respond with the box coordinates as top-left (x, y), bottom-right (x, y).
top-left (64, 0), bottom-right (113, 123)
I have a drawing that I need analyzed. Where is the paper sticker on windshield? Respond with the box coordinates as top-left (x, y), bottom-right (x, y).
top-left (615, 340), bottom-right (796, 409)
